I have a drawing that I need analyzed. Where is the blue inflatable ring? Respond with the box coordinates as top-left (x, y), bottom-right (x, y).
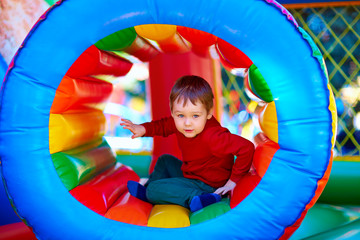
top-left (0, 0), bottom-right (334, 239)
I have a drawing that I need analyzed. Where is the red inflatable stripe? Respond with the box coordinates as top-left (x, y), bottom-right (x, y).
top-left (67, 45), bottom-right (133, 78)
top-left (50, 75), bottom-right (113, 113)
top-left (230, 172), bottom-right (261, 208)
top-left (230, 133), bottom-right (279, 208)
top-left (124, 36), bottom-right (160, 62)
top-left (0, 222), bottom-right (37, 240)
top-left (216, 38), bottom-right (253, 69)
top-left (177, 26), bottom-right (217, 58)
top-left (70, 163), bottom-right (140, 215)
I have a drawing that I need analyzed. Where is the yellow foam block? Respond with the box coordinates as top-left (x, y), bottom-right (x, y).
top-left (49, 111), bottom-right (106, 154)
top-left (259, 101), bottom-right (278, 143)
top-left (147, 204), bottom-right (190, 228)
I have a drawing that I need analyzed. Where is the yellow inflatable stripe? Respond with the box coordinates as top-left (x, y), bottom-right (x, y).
top-left (135, 24), bottom-right (177, 41)
top-left (147, 205), bottom-right (190, 228)
top-left (259, 101), bottom-right (278, 143)
top-left (49, 111), bottom-right (106, 154)
top-left (327, 84), bottom-right (337, 148)
top-left (135, 24), bottom-right (189, 53)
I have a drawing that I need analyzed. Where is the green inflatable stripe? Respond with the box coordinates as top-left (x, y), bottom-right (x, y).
top-left (95, 27), bottom-right (137, 51)
top-left (189, 198), bottom-right (231, 225)
top-left (248, 64), bottom-right (274, 102)
top-left (51, 139), bottom-right (116, 190)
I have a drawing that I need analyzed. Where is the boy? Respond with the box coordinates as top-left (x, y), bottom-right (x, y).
top-left (120, 75), bottom-right (254, 212)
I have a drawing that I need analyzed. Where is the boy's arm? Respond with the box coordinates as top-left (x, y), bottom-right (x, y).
top-left (120, 119), bottom-right (146, 138)
top-left (140, 116), bottom-right (177, 137)
top-left (208, 128), bottom-right (255, 183)
top-left (229, 134), bottom-right (254, 183)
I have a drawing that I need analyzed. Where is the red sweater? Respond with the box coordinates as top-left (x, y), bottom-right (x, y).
top-left (141, 116), bottom-right (255, 188)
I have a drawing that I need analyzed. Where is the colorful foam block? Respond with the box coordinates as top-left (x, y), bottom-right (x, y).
top-left (51, 75), bottom-right (113, 113)
top-left (49, 110), bottom-right (106, 153)
top-left (51, 139), bottom-right (116, 190)
top-left (105, 192), bottom-right (153, 226)
top-left (70, 163), bottom-right (140, 215)
top-left (147, 204), bottom-right (190, 228)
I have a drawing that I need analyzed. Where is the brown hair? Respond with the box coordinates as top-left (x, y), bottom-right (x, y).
top-left (169, 75), bottom-right (214, 113)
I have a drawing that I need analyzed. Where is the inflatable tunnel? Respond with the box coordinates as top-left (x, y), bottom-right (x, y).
top-left (0, 0), bottom-right (336, 239)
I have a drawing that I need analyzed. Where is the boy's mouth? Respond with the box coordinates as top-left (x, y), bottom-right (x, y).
top-left (184, 129), bottom-right (193, 133)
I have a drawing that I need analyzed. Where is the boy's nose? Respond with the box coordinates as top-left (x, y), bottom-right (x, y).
top-left (184, 118), bottom-right (191, 126)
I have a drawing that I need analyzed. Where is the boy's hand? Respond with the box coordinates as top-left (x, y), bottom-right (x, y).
top-left (214, 179), bottom-right (236, 195)
top-left (120, 118), bottom-right (146, 139)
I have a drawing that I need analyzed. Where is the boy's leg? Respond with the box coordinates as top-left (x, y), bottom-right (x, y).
top-left (189, 193), bottom-right (222, 212)
top-left (128, 154), bottom-right (183, 202)
top-left (146, 177), bottom-right (217, 209)
top-left (145, 154), bottom-right (183, 187)
top-left (127, 180), bottom-right (148, 202)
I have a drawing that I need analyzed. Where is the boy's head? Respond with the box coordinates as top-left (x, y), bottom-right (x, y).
top-left (169, 75), bottom-right (214, 113)
top-left (169, 75), bottom-right (214, 138)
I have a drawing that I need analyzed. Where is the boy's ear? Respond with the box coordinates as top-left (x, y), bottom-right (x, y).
top-left (207, 107), bottom-right (213, 119)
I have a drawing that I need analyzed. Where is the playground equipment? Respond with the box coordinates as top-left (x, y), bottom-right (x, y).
top-left (0, 0), bottom-right (336, 239)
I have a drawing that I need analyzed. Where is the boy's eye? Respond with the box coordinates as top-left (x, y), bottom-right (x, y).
top-left (178, 114), bottom-right (184, 118)
top-left (193, 115), bottom-right (199, 118)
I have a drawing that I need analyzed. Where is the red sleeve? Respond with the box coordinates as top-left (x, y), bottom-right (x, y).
top-left (207, 128), bottom-right (255, 183)
top-left (140, 116), bottom-right (177, 137)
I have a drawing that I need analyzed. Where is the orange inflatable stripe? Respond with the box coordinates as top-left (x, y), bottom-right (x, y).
top-left (252, 139), bottom-right (280, 178)
top-left (279, 151), bottom-right (333, 240)
top-left (70, 164), bottom-right (140, 215)
top-left (66, 45), bottom-right (133, 78)
top-left (51, 75), bottom-right (113, 114)
top-left (105, 192), bottom-right (153, 226)
top-left (49, 111), bottom-right (106, 154)
top-left (135, 24), bottom-right (190, 54)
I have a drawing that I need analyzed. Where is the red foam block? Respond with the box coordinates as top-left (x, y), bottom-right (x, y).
top-left (70, 163), bottom-right (140, 215)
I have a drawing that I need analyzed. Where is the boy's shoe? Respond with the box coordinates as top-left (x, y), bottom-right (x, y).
top-left (127, 180), bottom-right (148, 202)
top-left (190, 193), bottom-right (221, 212)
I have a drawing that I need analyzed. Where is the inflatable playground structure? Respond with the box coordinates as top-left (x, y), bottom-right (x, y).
top-left (0, 0), bottom-right (360, 239)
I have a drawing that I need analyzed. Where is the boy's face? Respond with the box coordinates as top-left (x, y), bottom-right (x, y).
top-left (171, 97), bottom-right (212, 138)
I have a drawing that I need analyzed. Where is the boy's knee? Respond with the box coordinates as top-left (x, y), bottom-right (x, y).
top-left (146, 181), bottom-right (161, 202)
